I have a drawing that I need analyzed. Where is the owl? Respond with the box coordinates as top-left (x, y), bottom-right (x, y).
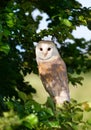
top-left (35, 40), bottom-right (70, 106)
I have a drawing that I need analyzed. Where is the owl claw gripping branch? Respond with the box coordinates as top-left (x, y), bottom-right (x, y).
top-left (35, 40), bottom-right (70, 107)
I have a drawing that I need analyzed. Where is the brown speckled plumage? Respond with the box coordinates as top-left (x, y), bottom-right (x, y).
top-left (35, 41), bottom-right (70, 106)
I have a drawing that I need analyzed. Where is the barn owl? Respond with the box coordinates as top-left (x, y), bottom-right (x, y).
top-left (35, 40), bottom-right (70, 106)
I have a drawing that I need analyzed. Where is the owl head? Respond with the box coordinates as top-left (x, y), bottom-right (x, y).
top-left (35, 40), bottom-right (59, 62)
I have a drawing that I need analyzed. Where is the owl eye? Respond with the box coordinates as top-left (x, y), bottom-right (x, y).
top-left (40, 48), bottom-right (43, 51)
top-left (47, 47), bottom-right (51, 51)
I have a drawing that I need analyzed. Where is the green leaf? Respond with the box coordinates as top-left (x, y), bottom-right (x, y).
top-left (72, 111), bottom-right (83, 122)
top-left (0, 43), bottom-right (10, 54)
top-left (87, 119), bottom-right (91, 125)
top-left (48, 121), bottom-right (60, 128)
top-left (23, 114), bottom-right (38, 128)
top-left (82, 102), bottom-right (91, 111)
top-left (62, 19), bottom-right (72, 27)
top-left (3, 29), bottom-right (10, 37)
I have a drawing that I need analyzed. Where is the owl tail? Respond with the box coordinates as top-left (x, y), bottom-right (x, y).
top-left (54, 90), bottom-right (70, 107)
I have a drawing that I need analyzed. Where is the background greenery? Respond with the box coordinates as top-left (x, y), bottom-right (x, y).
top-left (0, 0), bottom-right (91, 129)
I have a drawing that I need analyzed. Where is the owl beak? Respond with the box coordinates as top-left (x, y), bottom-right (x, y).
top-left (43, 52), bottom-right (47, 57)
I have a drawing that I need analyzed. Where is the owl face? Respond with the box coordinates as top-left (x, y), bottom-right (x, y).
top-left (36, 41), bottom-right (59, 61)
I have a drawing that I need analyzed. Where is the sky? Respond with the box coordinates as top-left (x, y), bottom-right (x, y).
top-left (78, 0), bottom-right (91, 7)
top-left (73, 0), bottom-right (91, 40)
top-left (33, 0), bottom-right (91, 41)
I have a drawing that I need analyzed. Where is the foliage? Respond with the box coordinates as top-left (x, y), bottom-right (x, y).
top-left (0, 97), bottom-right (91, 130)
top-left (0, 0), bottom-right (91, 129)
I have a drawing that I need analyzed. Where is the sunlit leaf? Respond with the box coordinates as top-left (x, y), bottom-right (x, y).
top-left (62, 19), bottom-right (72, 27)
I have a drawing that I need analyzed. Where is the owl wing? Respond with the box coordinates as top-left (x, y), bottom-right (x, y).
top-left (55, 58), bottom-right (69, 91)
top-left (51, 58), bottom-right (70, 104)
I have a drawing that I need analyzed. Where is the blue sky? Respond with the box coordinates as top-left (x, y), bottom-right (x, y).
top-left (78, 0), bottom-right (91, 7)
top-left (73, 0), bottom-right (91, 40)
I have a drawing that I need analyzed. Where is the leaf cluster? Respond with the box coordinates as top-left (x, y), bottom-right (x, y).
top-left (0, 97), bottom-right (91, 130)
